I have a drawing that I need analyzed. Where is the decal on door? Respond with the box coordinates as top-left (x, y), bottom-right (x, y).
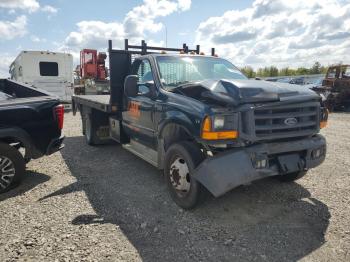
top-left (128, 101), bottom-right (141, 119)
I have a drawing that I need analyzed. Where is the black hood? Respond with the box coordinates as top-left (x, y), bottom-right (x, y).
top-left (175, 79), bottom-right (320, 106)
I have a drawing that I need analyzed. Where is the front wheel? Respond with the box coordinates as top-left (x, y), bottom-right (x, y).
top-left (0, 143), bottom-right (25, 193)
top-left (275, 171), bottom-right (307, 182)
top-left (164, 141), bottom-right (205, 209)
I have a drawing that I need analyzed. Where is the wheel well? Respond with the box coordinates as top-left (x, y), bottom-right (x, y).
top-left (160, 124), bottom-right (194, 152)
top-left (0, 137), bottom-right (25, 157)
top-left (0, 137), bottom-right (22, 147)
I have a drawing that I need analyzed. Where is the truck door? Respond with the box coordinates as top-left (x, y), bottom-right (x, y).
top-left (122, 59), bottom-right (157, 149)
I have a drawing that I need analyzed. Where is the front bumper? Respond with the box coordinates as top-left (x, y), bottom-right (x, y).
top-left (46, 135), bottom-right (65, 155)
top-left (193, 134), bottom-right (326, 197)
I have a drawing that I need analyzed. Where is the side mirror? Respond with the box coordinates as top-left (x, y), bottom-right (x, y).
top-left (124, 75), bottom-right (139, 97)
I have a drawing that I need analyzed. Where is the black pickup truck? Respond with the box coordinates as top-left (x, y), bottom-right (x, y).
top-left (0, 79), bottom-right (64, 192)
top-left (73, 40), bottom-right (328, 209)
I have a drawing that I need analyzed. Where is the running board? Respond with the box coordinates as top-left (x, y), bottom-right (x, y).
top-left (123, 139), bottom-right (158, 167)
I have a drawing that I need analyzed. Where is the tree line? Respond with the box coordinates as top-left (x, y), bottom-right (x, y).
top-left (240, 62), bottom-right (328, 78)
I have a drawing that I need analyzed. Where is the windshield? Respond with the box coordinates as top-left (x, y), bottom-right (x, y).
top-left (156, 56), bottom-right (247, 90)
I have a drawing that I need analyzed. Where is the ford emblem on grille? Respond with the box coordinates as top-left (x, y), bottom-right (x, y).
top-left (284, 117), bottom-right (298, 126)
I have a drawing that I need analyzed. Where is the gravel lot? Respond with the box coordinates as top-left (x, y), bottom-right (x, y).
top-left (1, 112), bottom-right (349, 262)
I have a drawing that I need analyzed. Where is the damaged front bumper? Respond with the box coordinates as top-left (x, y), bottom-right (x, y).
top-left (193, 134), bottom-right (326, 197)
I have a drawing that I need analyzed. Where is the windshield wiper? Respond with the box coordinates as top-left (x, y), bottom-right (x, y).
top-left (165, 81), bottom-right (197, 92)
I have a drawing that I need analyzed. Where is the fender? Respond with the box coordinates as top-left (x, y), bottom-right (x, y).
top-left (0, 127), bottom-right (41, 159)
top-left (157, 110), bottom-right (199, 139)
top-left (157, 111), bottom-right (200, 169)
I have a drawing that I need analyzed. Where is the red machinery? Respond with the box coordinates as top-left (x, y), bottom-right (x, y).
top-left (74, 49), bottom-right (109, 95)
top-left (80, 49), bottom-right (107, 81)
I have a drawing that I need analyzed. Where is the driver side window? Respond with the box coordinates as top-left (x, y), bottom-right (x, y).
top-left (136, 60), bottom-right (154, 96)
top-left (137, 60), bottom-right (153, 84)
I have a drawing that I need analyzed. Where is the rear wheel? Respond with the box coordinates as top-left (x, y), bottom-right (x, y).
top-left (275, 171), bottom-right (307, 182)
top-left (85, 114), bottom-right (96, 145)
top-left (84, 112), bottom-right (112, 146)
top-left (164, 141), bottom-right (205, 209)
top-left (0, 143), bottom-right (25, 193)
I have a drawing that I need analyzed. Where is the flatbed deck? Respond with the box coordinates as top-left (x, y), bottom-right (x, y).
top-left (73, 95), bottom-right (111, 112)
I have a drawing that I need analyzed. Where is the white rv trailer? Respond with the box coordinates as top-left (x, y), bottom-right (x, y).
top-left (9, 51), bottom-right (73, 105)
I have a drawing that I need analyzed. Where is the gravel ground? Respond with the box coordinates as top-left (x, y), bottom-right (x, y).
top-left (0, 112), bottom-right (349, 262)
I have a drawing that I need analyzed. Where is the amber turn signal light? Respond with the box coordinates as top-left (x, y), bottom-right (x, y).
top-left (320, 121), bottom-right (327, 129)
top-left (201, 116), bottom-right (238, 140)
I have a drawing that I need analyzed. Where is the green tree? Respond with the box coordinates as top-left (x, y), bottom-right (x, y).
top-left (310, 61), bottom-right (322, 74)
top-left (296, 67), bottom-right (309, 75)
top-left (256, 68), bottom-right (264, 77)
top-left (253, 61), bottom-right (327, 78)
top-left (279, 67), bottom-right (297, 76)
top-left (320, 66), bottom-right (328, 74)
top-left (240, 66), bottom-right (256, 78)
top-left (263, 67), bottom-right (270, 77)
top-left (269, 66), bottom-right (279, 77)
top-left (279, 67), bottom-right (289, 76)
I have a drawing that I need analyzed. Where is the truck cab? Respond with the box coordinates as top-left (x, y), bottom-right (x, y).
top-left (73, 40), bottom-right (328, 209)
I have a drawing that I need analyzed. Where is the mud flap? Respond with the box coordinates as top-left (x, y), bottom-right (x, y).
top-left (192, 150), bottom-right (276, 197)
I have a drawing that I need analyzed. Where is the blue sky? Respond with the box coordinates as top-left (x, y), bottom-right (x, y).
top-left (1, 0), bottom-right (349, 77)
top-left (0, 1), bottom-right (252, 51)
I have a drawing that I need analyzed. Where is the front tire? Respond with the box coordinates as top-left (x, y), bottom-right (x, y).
top-left (164, 141), bottom-right (205, 209)
top-left (0, 143), bottom-right (25, 193)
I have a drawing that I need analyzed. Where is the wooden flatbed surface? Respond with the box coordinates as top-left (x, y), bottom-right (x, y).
top-left (73, 95), bottom-right (111, 112)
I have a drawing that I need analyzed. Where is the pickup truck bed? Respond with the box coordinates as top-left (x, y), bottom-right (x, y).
top-left (0, 79), bottom-right (65, 193)
top-left (0, 96), bottom-right (59, 106)
top-left (73, 95), bottom-right (111, 112)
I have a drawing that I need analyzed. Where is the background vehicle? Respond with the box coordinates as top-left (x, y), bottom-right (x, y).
top-left (73, 39), bottom-right (328, 209)
top-left (315, 64), bottom-right (350, 111)
top-left (74, 49), bottom-right (110, 95)
top-left (0, 79), bottom-right (64, 192)
top-left (9, 51), bottom-right (73, 108)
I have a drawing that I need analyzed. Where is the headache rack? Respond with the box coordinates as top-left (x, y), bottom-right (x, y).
top-left (108, 39), bottom-right (216, 110)
top-left (108, 39), bottom-right (217, 56)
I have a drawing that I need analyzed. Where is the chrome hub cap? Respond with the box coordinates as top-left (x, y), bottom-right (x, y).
top-left (170, 157), bottom-right (190, 193)
top-left (0, 156), bottom-right (15, 190)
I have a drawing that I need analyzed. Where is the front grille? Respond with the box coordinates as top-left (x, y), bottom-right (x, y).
top-left (254, 102), bottom-right (319, 140)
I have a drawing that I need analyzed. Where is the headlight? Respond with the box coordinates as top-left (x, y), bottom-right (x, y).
top-left (213, 116), bottom-right (225, 129)
top-left (201, 115), bottom-right (239, 140)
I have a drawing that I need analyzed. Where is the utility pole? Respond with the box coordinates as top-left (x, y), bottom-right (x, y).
top-left (165, 25), bottom-right (168, 48)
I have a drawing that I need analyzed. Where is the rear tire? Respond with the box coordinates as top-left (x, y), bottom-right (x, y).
top-left (275, 171), bottom-right (307, 182)
top-left (0, 143), bottom-right (25, 193)
top-left (85, 114), bottom-right (96, 145)
top-left (164, 141), bottom-right (205, 209)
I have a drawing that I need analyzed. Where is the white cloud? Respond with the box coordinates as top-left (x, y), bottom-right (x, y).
top-left (0, 0), bottom-right (40, 13)
top-left (0, 1), bottom-right (58, 14)
top-left (0, 53), bottom-right (15, 78)
top-left (41, 5), bottom-right (58, 14)
top-left (0, 15), bottom-right (27, 40)
top-left (177, 0), bottom-right (191, 11)
top-left (63, 0), bottom-right (191, 53)
top-left (195, 0), bottom-right (350, 68)
top-left (30, 35), bottom-right (46, 42)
